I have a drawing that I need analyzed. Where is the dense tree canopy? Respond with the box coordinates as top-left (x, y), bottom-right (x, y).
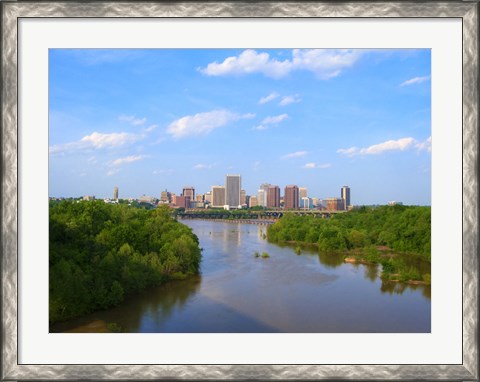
top-left (49, 201), bottom-right (201, 323)
top-left (268, 205), bottom-right (430, 258)
top-left (267, 205), bottom-right (431, 283)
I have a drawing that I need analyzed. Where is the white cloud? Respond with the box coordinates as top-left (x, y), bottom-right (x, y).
top-left (303, 162), bottom-right (332, 169)
top-left (166, 110), bottom-right (255, 139)
top-left (199, 49), bottom-right (363, 79)
top-left (81, 132), bottom-right (140, 149)
top-left (255, 114), bottom-right (288, 130)
top-left (279, 94), bottom-right (301, 106)
top-left (282, 151), bottom-right (307, 159)
top-left (415, 136), bottom-right (432, 152)
top-left (49, 132), bottom-right (141, 154)
top-left (336, 147), bottom-right (359, 156)
top-left (110, 155), bottom-right (146, 167)
top-left (337, 137), bottom-right (418, 157)
top-left (400, 76), bottom-right (430, 87)
top-left (106, 168), bottom-right (121, 177)
top-left (259, 92), bottom-right (279, 105)
top-left (193, 164), bottom-right (212, 170)
top-left (199, 49), bottom-right (292, 79)
top-left (143, 124), bottom-right (158, 133)
top-left (118, 114), bottom-right (147, 126)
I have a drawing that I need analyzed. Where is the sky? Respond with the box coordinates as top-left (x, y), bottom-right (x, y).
top-left (49, 49), bottom-right (431, 205)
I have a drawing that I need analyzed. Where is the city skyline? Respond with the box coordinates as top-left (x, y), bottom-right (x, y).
top-left (49, 48), bottom-right (431, 205)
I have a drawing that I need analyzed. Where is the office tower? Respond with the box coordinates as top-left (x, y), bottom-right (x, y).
top-left (240, 189), bottom-right (247, 206)
top-left (113, 186), bottom-right (118, 201)
top-left (204, 191), bottom-right (212, 204)
top-left (267, 185), bottom-right (280, 208)
top-left (341, 186), bottom-right (350, 210)
top-left (211, 186), bottom-right (226, 207)
top-left (249, 195), bottom-right (258, 207)
top-left (183, 186), bottom-right (195, 200)
top-left (259, 183), bottom-right (270, 206)
top-left (195, 194), bottom-right (203, 202)
top-left (299, 187), bottom-right (307, 202)
top-left (225, 174), bottom-right (241, 208)
top-left (257, 189), bottom-right (265, 207)
top-left (160, 189), bottom-right (171, 203)
top-left (326, 197), bottom-right (344, 211)
top-left (284, 185), bottom-right (299, 209)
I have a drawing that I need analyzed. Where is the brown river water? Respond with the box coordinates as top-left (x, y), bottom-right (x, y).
top-left (51, 220), bottom-right (430, 333)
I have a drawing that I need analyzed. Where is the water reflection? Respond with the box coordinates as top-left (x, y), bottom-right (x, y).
top-left (317, 251), bottom-right (345, 268)
top-left (364, 264), bottom-right (379, 282)
top-left (54, 221), bottom-right (430, 333)
top-left (51, 276), bottom-right (201, 333)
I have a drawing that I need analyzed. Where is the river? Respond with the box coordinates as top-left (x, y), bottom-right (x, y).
top-left (51, 220), bottom-right (431, 333)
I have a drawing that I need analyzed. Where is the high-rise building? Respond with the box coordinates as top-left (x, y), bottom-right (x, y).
top-left (240, 189), bottom-right (247, 206)
top-left (225, 174), bottom-right (241, 208)
top-left (113, 186), bottom-right (118, 201)
top-left (211, 186), bottom-right (226, 208)
top-left (160, 189), bottom-right (171, 203)
top-left (249, 195), bottom-right (258, 208)
top-left (326, 197), bottom-right (344, 211)
top-left (299, 187), bottom-right (307, 201)
top-left (195, 194), bottom-right (203, 202)
top-left (204, 191), bottom-right (212, 204)
top-left (257, 189), bottom-right (266, 207)
top-left (258, 183), bottom-right (270, 206)
top-left (284, 185), bottom-right (299, 209)
top-left (183, 186), bottom-right (195, 200)
top-left (341, 186), bottom-right (350, 210)
top-left (267, 185), bottom-right (280, 208)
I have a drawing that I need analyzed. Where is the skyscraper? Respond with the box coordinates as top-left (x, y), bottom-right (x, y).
top-left (183, 186), bottom-right (195, 200)
top-left (240, 189), bottom-right (247, 206)
top-left (341, 186), bottom-right (351, 210)
top-left (225, 174), bottom-right (241, 208)
top-left (299, 187), bottom-right (307, 201)
top-left (284, 185), bottom-right (299, 209)
top-left (160, 189), bottom-right (171, 203)
top-left (211, 186), bottom-right (226, 207)
top-left (113, 186), bottom-right (118, 201)
top-left (249, 195), bottom-right (258, 207)
top-left (257, 189), bottom-right (266, 207)
top-left (258, 183), bottom-right (270, 206)
top-left (267, 185), bottom-right (280, 208)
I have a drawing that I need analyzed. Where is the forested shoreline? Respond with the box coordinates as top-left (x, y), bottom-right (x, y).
top-left (49, 201), bottom-right (201, 324)
top-left (267, 205), bottom-right (431, 284)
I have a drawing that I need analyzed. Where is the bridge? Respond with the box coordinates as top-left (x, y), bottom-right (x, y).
top-left (176, 209), bottom-right (347, 222)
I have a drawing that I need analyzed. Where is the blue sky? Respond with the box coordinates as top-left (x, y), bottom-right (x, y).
top-left (49, 49), bottom-right (431, 205)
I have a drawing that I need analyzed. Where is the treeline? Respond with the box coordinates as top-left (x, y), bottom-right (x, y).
top-left (268, 205), bottom-right (431, 259)
top-left (49, 201), bottom-right (201, 324)
top-left (176, 208), bottom-right (266, 219)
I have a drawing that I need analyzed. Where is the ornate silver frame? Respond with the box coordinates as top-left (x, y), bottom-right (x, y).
top-left (1, 1), bottom-right (478, 380)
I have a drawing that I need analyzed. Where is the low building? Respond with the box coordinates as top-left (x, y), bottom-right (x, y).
top-left (173, 195), bottom-right (191, 208)
top-left (326, 197), bottom-right (344, 211)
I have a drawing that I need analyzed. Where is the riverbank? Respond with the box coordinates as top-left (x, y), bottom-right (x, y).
top-left (276, 240), bottom-right (430, 286)
top-left (50, 220), bottom-right (431, 333)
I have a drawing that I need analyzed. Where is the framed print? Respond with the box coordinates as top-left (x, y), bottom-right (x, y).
top-left (2, 1), bottom-right (478, 380)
